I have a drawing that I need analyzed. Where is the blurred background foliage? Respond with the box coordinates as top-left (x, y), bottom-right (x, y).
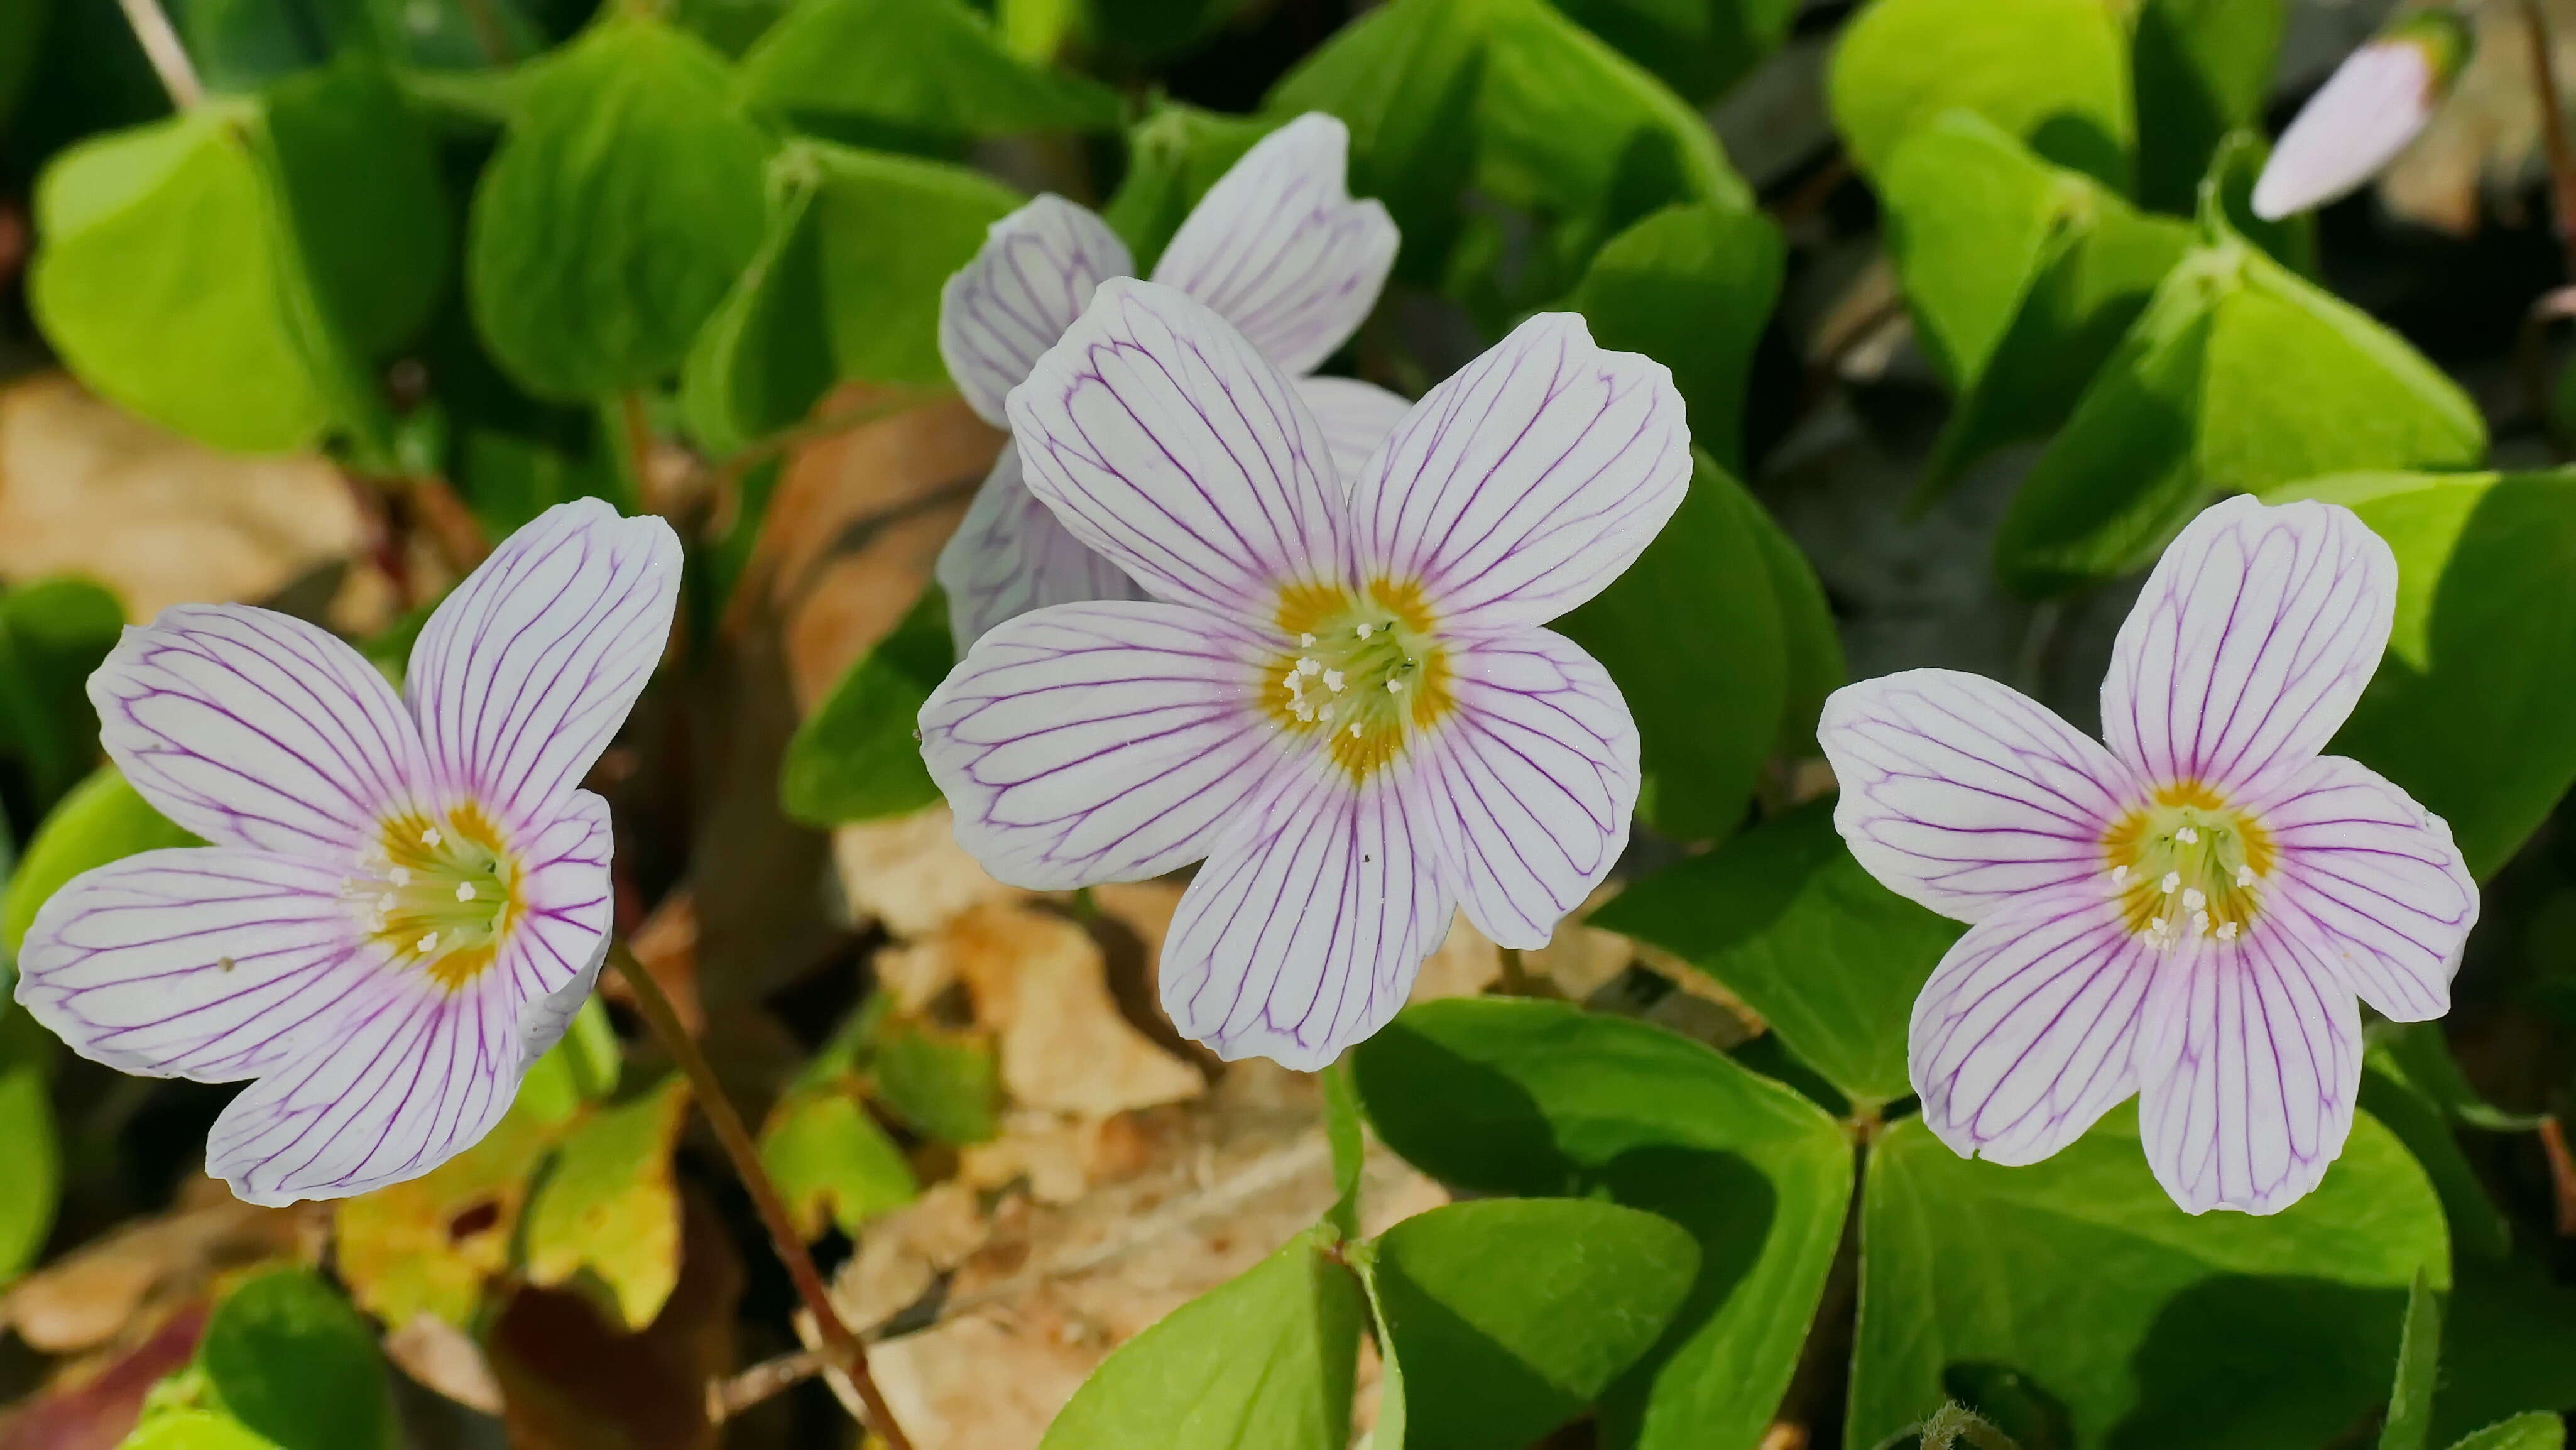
top-left (0, 0), bottom-right (2573, 1448)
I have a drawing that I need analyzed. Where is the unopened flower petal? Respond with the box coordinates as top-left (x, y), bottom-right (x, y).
top-left (1911, 890), bottom-right (2158, 1167)
top-left (2247, 755), bottom-right (2477, 1022)
top-left (1008, 279), bottom-right (1346, 625)
top-left (920, 599), bottom-right (1293, 890)
top-left (1292, 375), bottom-right (1414, 487)
top-left (2251, 37), bottom-right (2440, 221)
top-left (939, 195), bottom-right (1136, 427)
top-left (90, 606), bottom-right (430, 860)
top-left (1410, 629), bottom-right (1637, 949)
top-left (2102, 495), bottom-right (2396, 798)
top-left (2135, 922), bottom-right (2362, 1214)
top-left (1160, 760), bottom-right (1450, 1071)
top-left (1349, 312), bottom-right (1689, 631)
top-left (16, 848), bottom-right (376, 1083)
top-left (1820, 668), bottom-right (2142, 923)
top-left (1148, 113), bottom-right (1399, 378)
top-left (407, 498), bottom-right (683, 832)
top-left (936, 443), bottom-right (1151, 655)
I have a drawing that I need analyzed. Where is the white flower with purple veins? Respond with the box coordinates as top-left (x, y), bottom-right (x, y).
top-left (934, 111), bottom-right (1412, 655)
top-left (1821, 497), bottom-right (2478, 1215)
top-left (16, 500), bottom-right (681, 1206)
top-left (920, 280), bottom-right (1686, 1069)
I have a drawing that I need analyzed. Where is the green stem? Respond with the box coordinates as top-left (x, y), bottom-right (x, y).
top-left (114, 0), bottom-right (204, 110)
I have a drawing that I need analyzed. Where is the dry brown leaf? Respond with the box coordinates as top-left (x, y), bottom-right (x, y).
top-left (819, 1062), bottom-right (1445, 1449)
top-left (385, 1312), bottom-right (505, 1415)
top-left (616, 888), bottom-right (704, 1036)
top-left (2379, 0), bottom-right (2576, 235)
top-left (1525, 884), bottom-right (1637, 1001)
top-left (0, 374), bottom-right (368, 621)
top-left (832, 806), bottom-right (1025, 939)
top-left (940, 903), bottom-right (1203, 1118)
top-left (0, 1302), bottom-right (208, 1450)
top-left (1409, 911), bottom-right (1502, 1003)
top-left (1, 1199), bottom-right (317, 1356)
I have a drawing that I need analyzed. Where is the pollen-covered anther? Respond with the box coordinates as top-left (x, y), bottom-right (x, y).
top-left (2160, 871), bottom-right (2181, 895)
top-left (2101, 782), bottom-right (2277, 947)
top-left (342, 805), bottom-right (523, 991)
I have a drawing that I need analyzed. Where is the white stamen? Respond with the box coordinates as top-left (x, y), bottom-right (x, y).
top-left (389, 867), bottom-right (412, 887)
top-left (1356, 623), bottom-right (1375, 639)
top-left (416, 932), bottom-right (439, 954)
top-left (1386, 679), bottom-right (1404, 694)
top-left (2191, 910), bottom-right (2211, 935)
top-left (1299, 658), bottom-right (1321, 677)
top-left (2217, 920), bottom-right (2240, 940)
top-left (2159, 871), bottom-right (2181, 895)
top-left (456, 882), bottom-right (476, 902)
top-left (2181, 888), bottom-right (2207, 912)
top-left (376, 893), bottom-right (397, 913)
top-left (1323, 670), bottom-right (1345, 692)
top-left (1299, 633), bottom-right (1316, 647)
top-left (2176, 826), bottom-right (2199, 844)
top-left (1348, 722), bottom-right (1361, 738)
top-left (2149, 916), bottom-right (2169, 936)
top-left (2110, 864), bottom-right (2130, 886)
top-left (422, 827), bottom-right (442, 848)
top-left (2236, 865), bottom-right (2256, 888)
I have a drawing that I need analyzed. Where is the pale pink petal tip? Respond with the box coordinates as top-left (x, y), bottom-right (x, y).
top-left (2252, 40), bottom-right (2437, 220)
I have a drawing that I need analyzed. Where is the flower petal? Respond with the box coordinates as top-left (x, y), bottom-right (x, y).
top-left (2250, 755), bottom-right (2477, 1023)
top-left (1292, 376), bottom-right (1412, 488)
top-left (938, 195), bottom-right (1136, 427)
top-left (205, 973), bottom-right (524, 1204)
top-left (919, 599), bottom-right (1290, 890)
top-left (2136, 922), bottom-right (2363, 1214)
top-left (2102, 495), bottom-right (2396, 798)
top-left (1349, 312), bottom-right (1688, 631)
top-left (2250, 40), bottom-right (2436, 221)
top-left (1008, 278), bottom-right (1346, 626)
top-left (1820, 669), bottom-right (2142, 924)
top-left (16, 848), bottom-right (374, 1082)
top-left (1910, 890), bottom-right (2158, 1167)
top-left (91, 606), bottom-right (428, 859)
top-left (1148, 113), bottom-right (1398, 378)
top-left (408, 499), bottom-right (682, 832)
top-left (1160, 760), bottom-right (1451, 1071)
top-left (934, 442), bottom-right (1149, 654)
top-left (1412, 628), bottom-right (1637, 949)
top-left (499, 789), bottom-right (615, 1062)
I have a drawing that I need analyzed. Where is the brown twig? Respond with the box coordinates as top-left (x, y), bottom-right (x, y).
top-left (2527, 0), bottom-right (2576, 282)
top-left (2538, 1113), bottom-right (2576, 1237)
top-left (607, 944), bottom-right (915, 1449)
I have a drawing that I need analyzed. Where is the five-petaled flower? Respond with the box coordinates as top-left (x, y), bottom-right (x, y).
top-left (1822, 496), bottom-right (2478, 1214)
top-left (17, 500), bottom-right (682, 1206)
top-left (920, 280), bottom-right (1686, 1069)
top-left (934, 111), bottom-right (1412, 654)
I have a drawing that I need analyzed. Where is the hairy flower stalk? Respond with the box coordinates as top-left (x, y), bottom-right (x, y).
top-left (2251, 9), bottom-right (2474, 221)
top-left (1821, 498), bottom-right (2479, 1214)
top-left (17, 499), bottom-right (680, 1204)
top-left (920, 280), bottom-right (1686, 1069)
top-left (934, 112), bottom-right (1412, 653)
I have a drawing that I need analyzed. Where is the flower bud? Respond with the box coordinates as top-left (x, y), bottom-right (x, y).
top-left (2252, 9), bottom-right (2474, 221)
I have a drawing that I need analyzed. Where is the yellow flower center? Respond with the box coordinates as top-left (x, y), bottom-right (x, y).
top-left (344, 802), bottom-right (521, 991)
top-left (2101, 780), bottom-right (2275, 946)
top-left (1268, 577), bottom-right (1453, 781)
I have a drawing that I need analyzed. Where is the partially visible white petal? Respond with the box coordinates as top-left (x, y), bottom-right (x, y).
top-left (1149, 114), bottom-right (1399, 378)
top-left (500, 789), bottom-right (615, 1064)
top-left (1821, 669), bottom-right (2143, 924)
top-left (206, 971), bottom-right (522, 1205)
top-left (1292, 376), bottom-right (1412, 489)
top-left (1911, 889), bottom-right (2157, 1167)
top-left (939, 196), bottom-right (1136, 427)
top-left (16, 848), bottom-right (374, 1083)
top-left (1160, 758), bottom-right (1451, 1071)
top-left (1350, 313), bottom-right (1688, 632)
top-left (91, 606), bottom-right (428, 860)
top-left (1412, 628), bottom-right (1637, 949)
top-left (2249, 755), bottom-right (2477, 1023)
top-left (1008, 279), bottom-right (1347, 626)
top-left (2251, 40), bottom-right (2437, 220)
top-left (935, 442), bottom-right (1149, 654)
top-left (919, 599), bottom-right (1291, 891)
top-left (407, 499), bottom-right (682, 832)
top-left (2102, 496), bottom-right (2396, 799)
top-left (2136, 922), bottom-right (2363, 1215)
